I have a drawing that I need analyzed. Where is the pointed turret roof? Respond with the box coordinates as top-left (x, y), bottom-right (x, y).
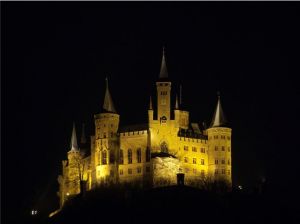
top-left (210, 93), bottom-right (228, 128)
top-left (70, 123), bottom-right (79, 151)
top-left (175, 94), bottom-right (179, 109)
top-left (149, 96), bottom-right (153, 110)
top-left (159, 47), bottom-right (168, 79)
top-left (103, 77), bottom-right (116, 113)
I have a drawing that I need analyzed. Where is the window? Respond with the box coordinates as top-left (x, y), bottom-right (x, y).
top-left (227, 170), bottom-right (231, 175)
top-left (227, 136), bottom-right (231, 140)
top-left (119, 169), bottom-right (123, 175)
top-left (128, 149), bottom-right (132, 164)
top-left (192, 147), bottom-right (197, 152)
top-left (228, 159), bottom-right (231, 165)
top-left (184, 157), bottom-right (188, 163)
top-left (137, 148), bottom-right (142, 163)
top-left (109, 150), bottom-right (115, 164)
top-left (193, 158), bottom-right (197, 164)
top-left (215, 146), bottom-right (218, 151)
top-left (103, 132), bottom-right (106, 138)
top-left (215, 169), bottom-right (218, 175)
top-left (222, 146), bottom-right (225, 151)
top-left (137, 167), bottom-right (142, 173)
top-left (128, 168), bottom-right (132, 175)
top-left (222, 169), bottom-right (225, 174)
top-left (146, 166), bottom-right (150, 173)
top-left (201, 170), bottom-right (205, 177)
top-left (200, 148), bottom-right (205, 153)
top-left (201, 159), bottom-right (205, 165)
top-left (119, 150), bottom-right (124, 164)
top-left (98, 152), bottom-right (101, 165)
top-left (214, 135), bottom-right (218, 139)
top-left (185, 168), bottom-right (189, 173)
top-left (215, 159), bottom-right (218, 165)
top-left (184, 146), bottom-right (188, 151)
top-left (146, 147), bottom-right (151, 162)
top-left (221, 159), bottom-right (225, 164)
top-left (102, 150), bottom-right (107, 164)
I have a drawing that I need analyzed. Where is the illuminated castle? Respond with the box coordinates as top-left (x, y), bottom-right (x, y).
top-left (57, 48), bottom-right (232, 208)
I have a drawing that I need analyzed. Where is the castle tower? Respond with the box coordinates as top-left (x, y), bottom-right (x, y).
top-left (156, 47), bottom-right (172, 123)
top-left (207, 93), bottom-right (232, 186)
top-left (93, 78), bottom-right (120, 186)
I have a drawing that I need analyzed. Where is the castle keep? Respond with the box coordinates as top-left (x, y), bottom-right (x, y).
top-left (57, 48), bottom-right (232, 208)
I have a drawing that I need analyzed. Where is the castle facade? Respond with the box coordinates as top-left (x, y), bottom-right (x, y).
top-left (57, 49), bottom-right (232, 208)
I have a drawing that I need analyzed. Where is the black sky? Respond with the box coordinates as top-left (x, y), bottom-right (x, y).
top-left (3, 2), bottom-right (300, 221)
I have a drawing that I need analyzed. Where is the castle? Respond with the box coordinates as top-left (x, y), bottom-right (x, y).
top-left (57, 48), bottom-right (232, 208)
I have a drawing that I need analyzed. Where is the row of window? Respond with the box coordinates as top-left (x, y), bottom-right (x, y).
top-left (215, 169), bottom-right (231, 175)
top-left (215, 159), bottom-right (231, 165)
top-left (180, 138), bottom-right (207, 143)
top-left (184, 146), bottom-right (206, 153)
top-left (210, 135), bottom-right (231, 140)
top-left (184, 168), bottom-right (206, 175)
top-left (184, 157), bottom-right (205, 165)
top-left (99, 148), bottom-right (151, 165)
top-left (214, 146), bottom-right (231, 152)
top-left (119, 166), bottom-right (151, 175)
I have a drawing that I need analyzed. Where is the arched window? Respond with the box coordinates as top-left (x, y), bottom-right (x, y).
top-left (146, 147), bottom-right (151, 162)
top-left (102, 150), bottom-right (107, 165)
top-left (137, 148), bottom-right (142, 163)
top-left (119, 150), bottom-right (124, 164)
top-left (128, 149), bottom-right (132, 164)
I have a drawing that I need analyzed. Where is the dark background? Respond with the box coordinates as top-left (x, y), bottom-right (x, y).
top-left (3, 2), bottom-right (300, 222)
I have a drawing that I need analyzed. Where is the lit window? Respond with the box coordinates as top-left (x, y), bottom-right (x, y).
top-left (215, 159), bottom-right (218, 164)
top-left (201, 159), bottom-right (205, 165)
top-left (201, 170), bottom-right (205, 177)
top-left (193, 158), bottom-right (197, 164)
top-left (137, 167), bottom-right (142, 173)
top-left (128, 168), bottom-right (132, 175)
top-left (192, 147), bottom-right (197, 152)
top-left (221, 159), bottom-right (225, 164)
top-left (128, 149), bottom-right (132, 164)
top-left (184, 157), bottom-right (188, 163)
top-left (222, 146), bottom-right (225, 151)
top-left (102, 150), bottom-right (107, 164)
top-left (184, 146), bottom-right (188, 151)
top-left (137, 148), bottom-right (142, 163)
top-left (119, 169), bottom-right (123, 175)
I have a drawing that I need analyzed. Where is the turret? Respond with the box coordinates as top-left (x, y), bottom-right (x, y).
top-left (207, 93), bottom-right (232, 187)
top-left (93, 78), bottom-right (120, 185)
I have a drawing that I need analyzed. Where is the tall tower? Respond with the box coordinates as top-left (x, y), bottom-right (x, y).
top-left (93, 78), bottom-right (120, 186)
top-left (156, 47), bottom-right (172, 124)
top-left (207, 93), bottom-right (232, 186)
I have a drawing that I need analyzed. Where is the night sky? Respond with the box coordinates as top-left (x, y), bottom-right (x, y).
top-left (3, 2), bottom-right (300, 220)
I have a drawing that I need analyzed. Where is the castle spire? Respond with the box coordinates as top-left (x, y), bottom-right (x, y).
top-left (159, 46), bottom-right (168, 79)
top-left (149, 95), bottom-right (153, 110)
top-left (70, 122), bottom-right (78, 151)
top-left (80, 123), bottom-right (86, 145)
top-left (103, 77), bottom-right (116, 113)
top-left (175, 94), bottom-right (179, 109)
top-left (210, 92), bottom-right (228, 128)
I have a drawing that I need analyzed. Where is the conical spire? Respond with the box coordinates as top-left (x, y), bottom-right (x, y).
top-left (70, 122), bottom-right (79, 151)
top-left (159, 46), bottom-right (168, 79)
top-left (149, 96), bottom-right (153, 110)
top-left (175, 94), bottom-right (179, 109)
top-left (80, 123), bottom-right (86, 145)
top-left (210, 92), bottom-right (228, 128)
top-left (103, 77), bottom-right (116, 113)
